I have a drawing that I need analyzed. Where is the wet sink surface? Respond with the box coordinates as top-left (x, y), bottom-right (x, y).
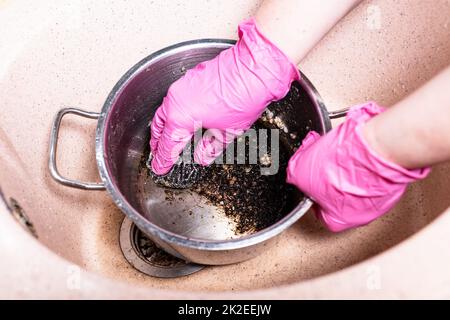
top-left (1, 0), bottom-right (450, 297)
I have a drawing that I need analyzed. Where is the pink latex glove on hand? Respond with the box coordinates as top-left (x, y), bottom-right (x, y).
top-left (287, 102), bottom-right (431, 232)
top-left (150, 18), bottom-right (300, 175)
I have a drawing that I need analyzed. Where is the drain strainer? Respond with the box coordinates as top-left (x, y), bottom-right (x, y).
top-left (119, 217), bottom-right (204, 278)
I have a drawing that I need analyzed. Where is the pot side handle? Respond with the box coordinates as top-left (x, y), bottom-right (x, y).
top-left (328, 107), bottom-right (349, 119)
top-left (48, 108), bottom-right (106, 190)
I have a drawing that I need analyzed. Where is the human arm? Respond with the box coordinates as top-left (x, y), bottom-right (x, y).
top-left (255, 0), bottom-right (361, 63)
top-left (363, 65), bottom-right (450, 169)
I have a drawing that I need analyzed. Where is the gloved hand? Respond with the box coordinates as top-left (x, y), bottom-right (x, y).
top-left (287, 102), bottom-right (431, 232)
top-left (150, 18), bottom-right (300, 175)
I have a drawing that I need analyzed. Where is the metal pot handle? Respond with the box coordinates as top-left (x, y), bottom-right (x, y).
top-left (48, 103), bottom-right (349, 190)
top-left (48, 107), bottom-right (106, 190)
top-left (328, 107), bottom-right (349, 119)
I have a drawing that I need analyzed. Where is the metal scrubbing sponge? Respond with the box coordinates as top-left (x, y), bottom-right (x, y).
top-left (146, 148), bottom-right (204, 189)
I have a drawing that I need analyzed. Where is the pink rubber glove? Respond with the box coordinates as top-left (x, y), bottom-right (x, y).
top-left (150, 18), bottom-right (300, 175)
top-left (287, 102), bottom-right (431, 232)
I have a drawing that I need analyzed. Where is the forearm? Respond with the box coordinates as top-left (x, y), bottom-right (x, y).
top-left (255, 0), bottom-right (362, 63)
top-left (363, 65), bottom-right (450, 169)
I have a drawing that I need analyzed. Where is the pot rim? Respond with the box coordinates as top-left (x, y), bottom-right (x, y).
top-left (96, 39), bottom-right (331, 251)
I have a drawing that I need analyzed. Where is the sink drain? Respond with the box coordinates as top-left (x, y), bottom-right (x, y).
top-left (4, 195), bottom-right (38, 238)
top-left (119, 217), bottom-right (204, 278)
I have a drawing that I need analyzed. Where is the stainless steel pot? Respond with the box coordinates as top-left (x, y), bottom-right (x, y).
top-left (48, 39), bottom-right (347, 265)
